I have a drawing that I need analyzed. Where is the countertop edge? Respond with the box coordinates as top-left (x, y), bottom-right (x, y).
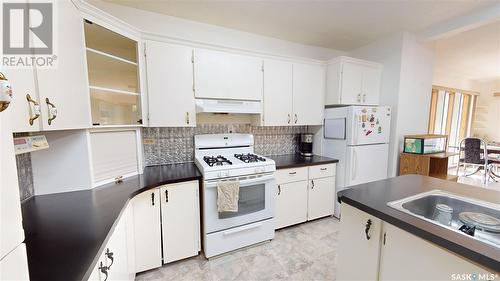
top-left (338, 195), bottom-right (500, 271)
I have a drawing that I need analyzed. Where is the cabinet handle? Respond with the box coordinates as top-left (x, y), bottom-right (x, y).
top-left (99, 262), bottom-right (109, 281)
top-left (357, 93), bottom-right (361, 103)
top-left (362, 94), bottom-right (366, 103)
top-left (105, 248), bottom-right (114, 269)
top-left (26, 94), bottom-right (40, 125)
top-left (186, 112), bottom-right (190, 124)
top-left (365, 219), bottom-right (372, 240)
top-left (151, 192), bottom-right (155, 206)
top-left (289, 171), bottom-right (297, 175)
top-left (45, 98), bottom-right (57, 125)
top-left (277, 185), bottom-right (281, 195)
top-left (320, 168), bottom-right (327, 171)
top-left (311, 180), bottom-right (315, 189)
top-left (165, 190), bottom-right (169, 203)
top-left (287, 114), bottom-right (290, 124)
top-left (294, 113), bottom-right (298, 124)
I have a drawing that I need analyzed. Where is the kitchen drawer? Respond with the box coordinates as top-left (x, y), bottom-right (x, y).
top-left (309, 164), bottom-right (336, 179)
top-left (204, 219), bottom-right (274, 258)
top-left (275, 167), bottom-right (308, 184)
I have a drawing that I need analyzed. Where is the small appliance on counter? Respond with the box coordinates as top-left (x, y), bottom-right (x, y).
top-left (300, 133), bottom-right (314, 157)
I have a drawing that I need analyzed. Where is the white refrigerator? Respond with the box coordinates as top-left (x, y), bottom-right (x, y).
top-left (321, 106), bottom-right (391, 218)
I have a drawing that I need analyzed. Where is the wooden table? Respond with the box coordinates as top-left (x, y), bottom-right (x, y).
top-left (399, 152), bottom-right (459, 181)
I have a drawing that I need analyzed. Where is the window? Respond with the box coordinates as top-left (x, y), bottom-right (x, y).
top-left (428, 86), bottom-right (477, 166)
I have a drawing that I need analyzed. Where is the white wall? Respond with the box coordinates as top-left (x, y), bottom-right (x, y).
top-left (471, 78), bottom-right (500, 141)
top-left (349, 32), bottom-right (435, 177)
top-left (85, 0), bottom-right (345, 61)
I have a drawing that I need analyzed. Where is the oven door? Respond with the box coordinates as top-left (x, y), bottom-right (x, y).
top-left (204, 173), bottom-right (276, 234)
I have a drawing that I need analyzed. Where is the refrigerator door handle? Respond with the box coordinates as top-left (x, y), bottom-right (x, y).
top-left (353, 114), bottom-right (359, 145)
top-left (352, 149), bottom-right (357, 181)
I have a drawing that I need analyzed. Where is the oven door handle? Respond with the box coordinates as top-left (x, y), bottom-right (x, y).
top-left (205, 173), bottom-right (275, 187)
top-left (222, 222), bottom-right (263, 235)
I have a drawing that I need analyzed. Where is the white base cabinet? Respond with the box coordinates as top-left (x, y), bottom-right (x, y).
top-left (337, 203), bottom-right (498, 281)
top-left (0, 244), bottom-right (30, 281)
top-left (160, 181), bottom-right (201, 264)
top-left (275, 164), bottom-right (336, 229)
top-left (88, 203), bottom-right (135, 281)
top-left (132, 188), bottom-right (162, 273)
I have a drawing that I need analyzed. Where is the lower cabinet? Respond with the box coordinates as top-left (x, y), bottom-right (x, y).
top-left (89, 202), bottom-right (136, 281)
top-left (337, 203), bottom-right (382, 281)
top-left (274, 164), bottom-right (336, 229)
top-left (0, 244), bottom-right (30, 281)
top-left (275, 181), bottom-right (308, 229)
top-left (160, 181), bottom-right (201, 264)
top-left (337, 203), bottom-right (497, 281)
top-left (132, 188), bottom-right (162, 272)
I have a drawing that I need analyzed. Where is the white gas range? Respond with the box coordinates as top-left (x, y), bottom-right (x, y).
top-left (194, 134), bottom-right (276, 258)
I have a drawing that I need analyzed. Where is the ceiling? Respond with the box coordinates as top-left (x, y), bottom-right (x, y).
top-left (433, 20), bottom-right (500, 83)
top-left (102, 0), bottom-right (495, 51)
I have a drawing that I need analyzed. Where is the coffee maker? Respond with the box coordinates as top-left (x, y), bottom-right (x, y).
top-left (300, 133), bottom-right (313, 157)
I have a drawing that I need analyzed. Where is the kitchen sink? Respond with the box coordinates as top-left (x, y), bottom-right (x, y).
top-left (388, 190), bottom-right (500, 248)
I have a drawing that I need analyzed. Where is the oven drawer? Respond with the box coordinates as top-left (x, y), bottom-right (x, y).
top-left (204, 219), bottom-right (275, 258)
top-left (309, 164), bottom-right (336, 179)
top-left (275, 167), bottom-right (308, 184)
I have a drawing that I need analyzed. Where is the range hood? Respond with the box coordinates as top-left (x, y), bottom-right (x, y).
top-left (195, 98), bottom-right (261, 114)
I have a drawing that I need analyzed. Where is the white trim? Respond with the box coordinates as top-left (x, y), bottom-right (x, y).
top-left (89, 85), bottom-right (139, 96)
top-left (90, 125), bottom-right (143, 130)
top-left (86, 47), bottom-right (137, 65)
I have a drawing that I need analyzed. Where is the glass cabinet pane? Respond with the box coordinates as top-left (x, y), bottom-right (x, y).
top-left (84, 21), bottom-right (137, 63)
top-left (90, 88), bottom-right (141, 126)
top-left (86, 50), bottom-right (139, 93)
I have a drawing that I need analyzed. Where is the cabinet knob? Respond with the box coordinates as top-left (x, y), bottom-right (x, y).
top-left (357, 93), bottom-right (361, 103)
top-left (362, 94), bottom-right (366, 103)
top-left (186, 112), bottom-right (190, 124)
top-left (311, 179), bottom-right (315, 189)
top-left (99, 262), bottom-right (109, 281)
top-left (151, 192), bottom-right (155, 206)
top-left (365, 219), bottom-right (372, 240)
top-left (105, 248), bottom-right (114, 269)
top-left (45, 98), bottom-right (57, 125)
top-left (277, 185), bottom-right (281, 195)
top-left (26, 94), bottom-right (40, 125)
top-left (165, 190), bottom-right (169, 203)
top-left (287, 114), bottom-right (291, 124)
top-left (294, 114), bottom-right (298, 124)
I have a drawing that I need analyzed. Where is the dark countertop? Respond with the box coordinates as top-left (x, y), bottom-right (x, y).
top-left (338, 175), bottom-right (500, 272)
top-left (269, 154), bottom-right (339, 169)
top-left (21, 163), bottom-right (202, 281)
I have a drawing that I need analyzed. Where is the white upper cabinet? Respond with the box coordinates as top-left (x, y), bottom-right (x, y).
top-left (145, 41), bottom-right (195, 127)
top-left (2, 68), bottom-right (41, 132)
top-left (262, 60), bottom-right (293, 126)
top-left (326, 56), bottom-right (382, 106)
top-left (194, 48), bottom-right (263, 101)
top-left (36, 0), bottom-right (91, 130)
top-left (292, 63), bottom-right (325, 125)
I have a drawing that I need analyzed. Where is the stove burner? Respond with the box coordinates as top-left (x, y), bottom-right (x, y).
top-left (234, 153), bottom-right (266, 163)
top-left (203, 155), bottom-right (232, 167)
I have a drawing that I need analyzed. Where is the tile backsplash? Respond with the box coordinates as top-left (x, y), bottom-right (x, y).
top-left (142, 124), bottom-right (308, 166)
top-left (16, 153), bottom-right (34, 201)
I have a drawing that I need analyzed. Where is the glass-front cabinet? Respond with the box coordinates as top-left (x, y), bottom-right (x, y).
top-left (83, 20), bottom-right (142, 126)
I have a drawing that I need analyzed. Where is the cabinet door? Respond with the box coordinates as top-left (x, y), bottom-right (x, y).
top-left (262, 59), bottom-right (293, 126)
top-left (132, 189), bottom-right (161, 272)
top-left (362, 65), bottom-right (382, 105)
top-left (292, 63), bottom-right (324, 125)
top-left (307, 177), bottom-right (335, 220)
top-left (106, 206), bottom-right (134, 281)
top-left (0, 110), bottom-right (24, 259)
top-left (145, 41), bottom-right (195, 127)
top-left (0, 244), bottom-right (29, 281)
top-left (36, 0), bottom-right (91, 130)
top-left (194, 48), bottom-right (263, 101)
top-left (2, 68), bottom-right (41, 132)
top-left (275, 181), bottom-right (308, 229)
top-left (160, 181), bottom-right (200, 263)
top-left (380, 223), bottom-right (494, 280)
top-left (340, 62), bottom-right (363, 105)
top-left (337, 204), bottom-right (382, 281)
